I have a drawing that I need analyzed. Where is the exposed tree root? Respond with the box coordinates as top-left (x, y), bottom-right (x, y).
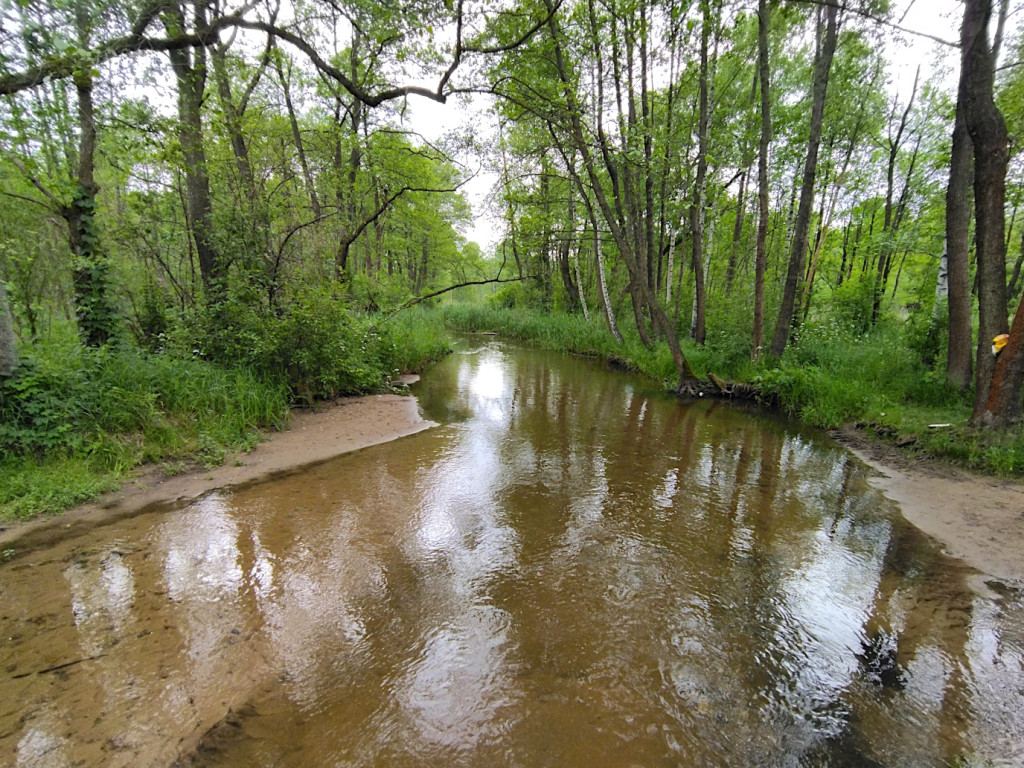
top-left (675, 373), bottom-right (767, 404)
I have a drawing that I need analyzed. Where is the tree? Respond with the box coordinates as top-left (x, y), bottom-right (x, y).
top-left (163, 1), bottom-right (226, 294)
top-left (0, 280), bottom-right (17, 377)
top-left (960, 0), bottom-right (1010, 420)
top-left (769, 4), bottom-right (840, 358)
top-left (945, 92), bottom-right (974, 391)
top-left (539, 0), bottom-right (697, 385)
top-left (688, 0), bottom-right (713, 345)
top-left (752, 0), bottom-right (770, 357)
top-left (1, 0), bottom-right (118, 345)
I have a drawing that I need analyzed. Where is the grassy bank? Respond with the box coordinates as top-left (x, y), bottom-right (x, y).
top-left (438, 303), bottom-right (1024, 476)
top-left (0, 306), bottom-right (450, 521)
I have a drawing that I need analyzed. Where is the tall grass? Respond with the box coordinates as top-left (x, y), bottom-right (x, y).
top-left (377, 306), bottom-right (452, 374)
top-left (0, 338), bottom-right (290, 519)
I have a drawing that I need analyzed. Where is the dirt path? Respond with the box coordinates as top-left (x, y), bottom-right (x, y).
top-left (0, 380), bottom-right (436, 554)
top-left (835, 426), bottom-right (1024, 586)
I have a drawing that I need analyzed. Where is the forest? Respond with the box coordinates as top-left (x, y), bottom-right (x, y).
top-left (1, 0), bottom-right (1023, 518)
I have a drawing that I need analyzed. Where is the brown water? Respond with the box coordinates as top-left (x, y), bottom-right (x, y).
top-left (2, 339), bottom-right (1024, 768)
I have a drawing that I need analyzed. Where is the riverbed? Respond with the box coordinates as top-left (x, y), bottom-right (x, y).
top-left (2, 338), bottom-right (1022, 766)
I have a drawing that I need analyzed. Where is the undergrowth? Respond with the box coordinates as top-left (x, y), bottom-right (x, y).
top-left (0, 301), bottom-right (452, 521)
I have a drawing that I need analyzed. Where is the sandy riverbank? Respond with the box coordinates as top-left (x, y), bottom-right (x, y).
top-left (0, 381), bottom-right (436, 553)
top-left (835, 426), bottom-right (1024, 585)
top-left (2, 387), bottom-right (1022, 587)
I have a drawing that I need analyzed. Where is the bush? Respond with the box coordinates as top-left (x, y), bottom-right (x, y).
top-left (166, 283), bottom-right (421, 403)
top-left (0, 339), bottom-right (289, 462)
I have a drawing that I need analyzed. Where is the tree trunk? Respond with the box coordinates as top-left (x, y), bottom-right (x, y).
top-left (0, 280), bottom-right (18, 377)
top-left (275, 54), bottom-right (321, 218)
top-left (557, 183), bottom-right (582, 311)
top-left (590, 206), bottom-right (622, 343)
top-left (666, 224), bottom-right (677, 305)
top-left (549, 0), bottom-right (694, 384)
top-left (872, 68), bottom-right (920, 323)
top-left (68, 6), bottom-right (116, 346)
top-left (573, 240), bottom-right (590, 322)
top-left (210, 45), bottom-right (255, 196)
top-left (725, 168), bottom-right (747, 296)
top-left (166, 4), bottom-right (222, 294)
top-left (753, 0), bottom-right (771, 358)
top-left (946, 106), bottom-right (974, 391)
top-left (769, 5), bottom-right (839, 358)
top-left (689, 0), bottom-right (711, 345)
top-left (978, 290), bottom-right (1024, 426)
top-left (1008, 226), bottom-right (1024, 298)
top-left (962, 0), bottom-right (1010, 419)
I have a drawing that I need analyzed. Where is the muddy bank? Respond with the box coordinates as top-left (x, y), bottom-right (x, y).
top-left (0, 382), bottom-right (435, 554)
top-left (835, 426), bottom-right (1024, 585)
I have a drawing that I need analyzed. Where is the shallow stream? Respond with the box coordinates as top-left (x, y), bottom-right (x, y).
top-left (2, 339), bottom-right (1023, 767)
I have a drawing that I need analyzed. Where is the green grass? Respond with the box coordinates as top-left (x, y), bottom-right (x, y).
top-left (0, 339), bottom-right (293, 520)
top-left (0, 456), bottom-right (125, 519)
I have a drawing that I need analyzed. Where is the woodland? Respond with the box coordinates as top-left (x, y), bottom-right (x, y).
top-left (1, 0), bottom-right (1024, 517)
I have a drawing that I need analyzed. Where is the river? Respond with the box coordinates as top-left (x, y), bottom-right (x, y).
top-left (2, 338), bottom-right (1023, 767)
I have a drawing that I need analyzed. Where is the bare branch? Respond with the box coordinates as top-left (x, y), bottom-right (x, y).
top-left (394, 275), bottom-right (537, 314)
top-left (786, 0), bottom-right (958, 47)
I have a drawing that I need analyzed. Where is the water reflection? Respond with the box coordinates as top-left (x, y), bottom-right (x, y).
top-left (1, 339), bottom-right (1023, 767)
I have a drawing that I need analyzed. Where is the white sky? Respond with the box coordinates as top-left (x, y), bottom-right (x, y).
top-left (408, 0), bottom-right (1021, 256)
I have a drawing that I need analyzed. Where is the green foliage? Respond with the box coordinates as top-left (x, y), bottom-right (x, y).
top-left (168, 282), bottom-right (449, 404)
top-left (829, 279), bottom-right (876, 335)
top-left (0, 338), bottom-right (290, 461)
top-left (0, 335), bottom-right (289, 518)
top-left (379, 306), bottom-right (451, 374)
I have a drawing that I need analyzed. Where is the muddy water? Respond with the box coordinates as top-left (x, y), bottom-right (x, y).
top-left (3, 340), bottom-right (1024, 767)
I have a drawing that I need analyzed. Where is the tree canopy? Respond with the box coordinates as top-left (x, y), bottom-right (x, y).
top-left (1, 0), bottom-right (1023, 424)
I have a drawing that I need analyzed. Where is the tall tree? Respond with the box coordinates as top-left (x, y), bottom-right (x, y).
top-left (872, 67), bottom-right (920, 323)
top-left (769, 5), bottom-right (839, 358)
top-left (945, 99), bottom-right (974, 391)
top-left (542, 0), bottom-right (696, 385)
top-left (960, 0), bottom-right (1010, 418)
top-left (688, 0), bottom-right (712, 345)
top-left (753, 0), bottom-right (771, 357)
top-left (164, 1), bottom-right (223, 293)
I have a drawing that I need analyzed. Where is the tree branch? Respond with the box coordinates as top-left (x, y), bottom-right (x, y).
top-left (785, 0), bottom-right (958, 47)
top-left (2, 154), bottom-right (65, 210)
top-left (0, 5), bottom-right (256, 96)
top-left (392, 275), bottom-right (538, 315)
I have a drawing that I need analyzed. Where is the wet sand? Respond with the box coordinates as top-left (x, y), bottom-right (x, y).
top-left (2, 387), bottom-right (1022, 588)
top-left (835, 426), bottom-right (1024, 585)
top-left (0, 383), bottom-right (436, 554)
